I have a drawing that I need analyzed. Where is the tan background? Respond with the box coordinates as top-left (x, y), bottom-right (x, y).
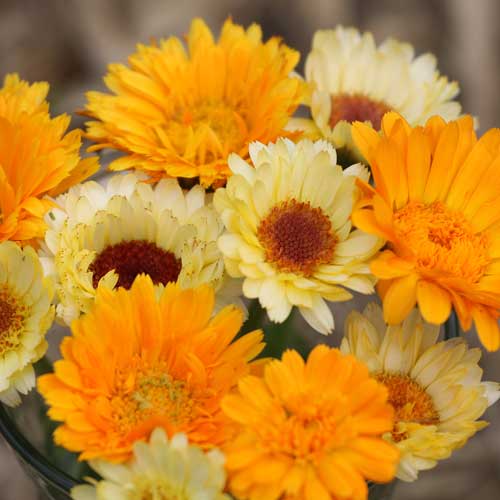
top-left (1, 0), bottom-right (500, 499)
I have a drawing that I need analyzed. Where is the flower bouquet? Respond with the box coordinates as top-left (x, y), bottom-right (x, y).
top-left (0, 18), bottom-right (499, 500)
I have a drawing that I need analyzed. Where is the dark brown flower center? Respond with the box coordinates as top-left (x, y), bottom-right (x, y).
top-left (257, 199), bottom-right (337, 276)
top-left (329, 93), bottom-right (392, 130)
top-left (0, 299), bottom-right (15, 335)
top-left (0, 288), bottom-right (25, 355)
top-left (89, 240), bottom-right (181, 290)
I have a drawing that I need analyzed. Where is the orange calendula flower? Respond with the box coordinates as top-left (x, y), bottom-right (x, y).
top-left (352, 112), bottom-right (500, 351)
top-left (0, 74), bottom-right (98, 244)
top-left (222, 346), bottom-right (399, 500)
top-left (83, 18), bottom-right (304, 187)
top-left (38, 275), bottom-right (264, 462)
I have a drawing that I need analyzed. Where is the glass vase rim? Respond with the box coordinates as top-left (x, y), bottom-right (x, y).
top-left (0, 402), bottom-right (77, 494)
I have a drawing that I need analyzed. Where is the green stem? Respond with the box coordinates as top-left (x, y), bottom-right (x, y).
top-left (444, 310), bottom-right (460, 340)
top-left (34, 355), bottom-right (54, 377)
top-left (242, 300), bottom-right (309, 360)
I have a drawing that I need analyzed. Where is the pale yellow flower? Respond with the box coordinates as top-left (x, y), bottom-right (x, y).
top-left (0, 242), bottom-right (54, 406)
top-left (293, 26), bottom-right (461, 159)
top-left (341, 303), bottom-right (500, 481)
top-left (40, 173), bottom-right (241, 325)
top-left (71, 429), bottom-right (229, 500)
top-left (214, 138), bottom-right (382, 334)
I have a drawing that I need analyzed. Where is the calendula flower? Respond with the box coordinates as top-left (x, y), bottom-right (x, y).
top-left (71, 429), bottom-right (229, 500)
top-left (40, 172), bottom-right (241, 325)
top-left (341, 303), bottom-right (500, 481)
top-left (214, 138), bottom-right (382, 334)
top-left (0, 73), bottom-right (98, 244)
top-left (38, 275), bottom-right (264, 462)
top-left (352, 112), bottom-right (500, 351)
top-left (83, 18), bottom-right (304, 188)
top-left (0, 242), bottom-right (54, 406)
top-left (293, 27), bottom-right (460, 160)
top-left (222, 345), bottom-right (398, 500)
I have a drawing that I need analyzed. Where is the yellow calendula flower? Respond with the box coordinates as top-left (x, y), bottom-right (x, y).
top-left (222, 345), bottom-right (399, 500)
top-left (214, 138), bottom-right (382, 334)
top-left (341, 303), bottom-right (500, 481)
top-left (84, 18), bottom-right (304, 188)
top-left (38, 276), bottom-right (264, 463)
top-left (0, 242), bottom-right (54, 406)
top-left (71, 429), bottom-right (229, 500)
top-left (292, 27), bottom-right (461, 160)
top-left (0, 74), bottom-right (98, 244)
top-left (40, 173), bottom-right (242, 325)
top-left (352, 112), bottom-right (500, 351)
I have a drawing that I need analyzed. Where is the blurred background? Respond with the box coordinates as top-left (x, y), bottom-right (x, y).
top-left (1, 0), bottom-right (499, 498)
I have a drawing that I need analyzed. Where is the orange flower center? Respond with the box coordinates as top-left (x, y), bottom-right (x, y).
top-left (0, 287), bottom-right (26, 355)
top-left (257, 199), bottom-right (337, 276)
top-left (89, 240), bottom-right (181, 289)
top-left (329, 93), bottom-right (392, 130)
top-left (258, 396), bottom-right (356, 462)
top-left (169, 99), bottom-right (247, 163)
top-left (111, 361), bottom-right (195, 435)
top-left (393, 201), bottom-right (490, 283)
top-left (377, 373), bottom-right (439, 441)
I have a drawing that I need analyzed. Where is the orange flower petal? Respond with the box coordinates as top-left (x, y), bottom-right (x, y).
top-left (417, 280), bottom-right (452, 324)
top-left (472, 305), bottom-right (500, 351)
top-left (383, 274), bottom-right (418, 324)
top-left (371, 250), bottom-right (415, 280)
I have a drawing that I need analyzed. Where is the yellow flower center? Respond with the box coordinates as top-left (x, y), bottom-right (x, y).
top-left (393, 201), bottom-right (490, 283)
top-left (167, 99), bottom-right (247, 164)
top-left (329, 93), bottom-right (392, 130)
top-left (376, 373), bottom-right (439, 441)
top-left (111, 361), bottom-right (195, 435)
top-left (89, 240), bottom-right (181, 289)
top-left (131, 477), bottom-right (188, 500)
top-left (257, 199), bottom-right (337, 276)
top-left (0, 287), bottom-right (27, 356)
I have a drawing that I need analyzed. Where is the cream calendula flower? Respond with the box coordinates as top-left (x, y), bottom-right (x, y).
top-left (213, 138), bottom-right (382, 334)
top-left (40, 173), bottom-right (241, 325)
top-left (293, 26), bottom-right (461, 160)
top-left (0, 242), bottom-right (54, 406)
top-left (71, 429), bottom-right (229, 500)
top-left (341, 303), bottom-right (500, 482)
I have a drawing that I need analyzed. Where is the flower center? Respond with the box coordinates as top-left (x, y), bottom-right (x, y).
top-left (132, 477), bottom-right (189, 500)
top-left (111, 361), bottom-right (195, 436)
top-left (168, 99), bottom-right (247, 163)
top-left (0, 287), bottom-right (26, 356)
top-left (329, 93), bottom-right (392, 130)
top-left (257, 199), bottom-right (337, 276)
top-left (89, 240), bottom-right (182, 289)
top-left (376, 373), bottom-right (439, 441)
top-left (258, 396), bottom-right (356, 463)
top-left (393, 201), bottom-right (490, 283)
